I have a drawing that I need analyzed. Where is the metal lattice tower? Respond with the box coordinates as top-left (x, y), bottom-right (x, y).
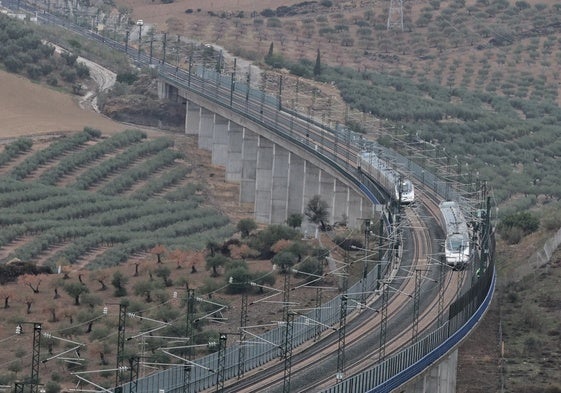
top-left (282, 312), bottom-right (295, 393)
top-left (280, 270), bottom-right (291, 359)
top-left (238, 289), bottom-right (248, 378)
top-left (387, 0), bottom-right (404, 31)
top-left (115, 304), bottom-right (127, 388)
top-left (379, 285), bottom-right (389, 361)
top-left (360, 219), bottom-right (372, 307)
top-left (314, 287), bottom-right (323, 341)
top-left (377, 218), bottom-right (384, 290)
top-left (184, 289), bottom-right (196, 393)
top-left (336, 294), bottom-right (348, 382)
top-left (216, 334), bottom-right (228, 393)
top-left (129, 356), bottom-right (139, 393)
top-left (480, 196), bottom-right (491, 271)
top-left (438, 258), bottom-right (446, 327)
top-left (412, 269), bottom-right (422, 343)
top-left (14, 322), bottom-right (42, 393)
top-left (29, 323), bottom-right (41, 393)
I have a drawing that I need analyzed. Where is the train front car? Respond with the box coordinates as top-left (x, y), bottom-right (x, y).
top-left (444, 232), bottom-right (470, 268)
top-left (396, 179), bottom-right (415, 205)
top-left (439, 201), bottom-right (471, 269)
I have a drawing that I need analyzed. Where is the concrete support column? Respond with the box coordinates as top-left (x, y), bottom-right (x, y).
top-left (302, 162), bottom-right (321, 231)
top-left (287, 153), bottom-right (305, 217)
top-left (424, 349), bottom-right (457, 393)
top-left (212, 115), bottom-right (229, 167)
top-left (401, 349), bottom-right (458, 393)
top-left (157, 81), bottom-right (179, 101)
top-left (185, 101), bottom-right (201, 136)
top-left (157, 80), bottom-right (168, 100)
top-left (198, 108), bottom-right (214, 151)
top-left (319, 170), bottom-right (336, 225)
top-left (240, 129), bottom-right (258, 204)
top-left (333, 179), bottom-right (349, 225)
top-left (303, 162), bottom-right (320, 203)
top-left (226, 122), bottom-right (243, 182)
top-left (347, 189), bottom-right (363, 227)
top-left (271, 144), bottom-right (290, 224)
top-left (255, 137), bottom-right (274, 223)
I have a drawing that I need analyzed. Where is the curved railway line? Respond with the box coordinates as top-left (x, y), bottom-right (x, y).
top-left (3, 5), bottom-right (492, 391)
top-left (208, 185), bottom-right (467, 393)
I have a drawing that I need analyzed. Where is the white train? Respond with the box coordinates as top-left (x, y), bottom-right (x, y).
top-left (439, 201), bottom-right (471, 268)
top-left (359, 152), bottom-right (415, 205)
top-left (396, 178), bottom-right (414, 204)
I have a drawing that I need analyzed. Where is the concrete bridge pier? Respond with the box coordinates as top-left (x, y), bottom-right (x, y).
top-left (211, 115), bottom-right (229, 167)
top-left (185, 101), bottom-right (201, 135)
top-left (240, 129), bottom-right (258, 204)
top-left (271, 145), bottom-right (290, 224)
top-left (255, 137), bottom-right (274, 223)
top-left (287, 154), bottom-right (305, 217)
top-left (170, 90), bottom-right (379, 229)
top-left (333, 179), bottom-right (350, 225)
top-left (397, 349), bottom-right (458, 393)
top-left (226, 122), bottom-right (243, 182)
top-left (198, 108), bottom-right (215, 150)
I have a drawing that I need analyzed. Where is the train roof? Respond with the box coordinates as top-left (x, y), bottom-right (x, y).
top-left (439, 201), bottom-right (469, 236)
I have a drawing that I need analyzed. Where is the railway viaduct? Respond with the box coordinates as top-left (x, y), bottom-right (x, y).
top-left (156, 72), bottom-right (488, 393)
top-left (2, 1), bottom-right (494, 389)
top-left (158, 77), bottom-right (377, 230)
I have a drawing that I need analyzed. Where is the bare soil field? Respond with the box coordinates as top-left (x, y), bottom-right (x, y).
top-left (0, 71), bottom-right (129, 138)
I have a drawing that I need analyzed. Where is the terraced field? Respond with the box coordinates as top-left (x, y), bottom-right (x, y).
top-left (0, 128), bottom-right (236, 270)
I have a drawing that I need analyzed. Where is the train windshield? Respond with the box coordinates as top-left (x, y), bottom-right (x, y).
top-left (447, 234), bottom-right (467, 252)
top-left (401, 181), bottom-right (412, 194)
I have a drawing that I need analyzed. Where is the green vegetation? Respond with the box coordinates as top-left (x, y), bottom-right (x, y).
top-left (0, 131), bottom-right (234, 269)
top-left (10, 129), bottom-right (101, 180)
top-left (38, 129), bottom-right (147, 186)
top-left (0, 14), bottom-right (91, 91)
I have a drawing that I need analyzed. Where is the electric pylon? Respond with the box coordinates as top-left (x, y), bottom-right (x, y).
top-left (387, 0), bottom-right (404, 31)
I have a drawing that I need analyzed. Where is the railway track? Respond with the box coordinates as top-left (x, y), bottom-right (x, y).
top-left (204, 188), bottom-right (465, 393)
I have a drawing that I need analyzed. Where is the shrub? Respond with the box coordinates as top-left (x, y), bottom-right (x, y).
top-left (4, 55), bottom-right (23, 73)
top-left (60, 68), bottom-right (77, 83)
top-left (224, 266), bottom-right (252, 294)
top-left (267, 18), bottom-right (282, 28)
top-left (26, 64), bottom-right (42, 79)
top-left (499, 211), bottom-right (540, 235)
top-left (264, 53), bottom-right (287, 69)
top-left (500, 226), bottom-right (523, 244)
top-left (237, 218), bottom-right (257, 238)
top-left (45, 381), bottom-right (61, 393)
top-left (116, 70), bottom-right (138, 84)
top-left (90, 326), bottom-right (111, 341)
top-left (76, 63), bottom-right (90, 78)
top-left (523, 333), bottom-right (543, 356)
top-left (295, 258), bottom-right (323, 281)
top-left (249, 225), bottom-right (300, 258)
top-left (60, 52), bottom-right (77, 66)
top-left (272, 251), bottom-right (297, 272)
top-left (261, 8), bottom-right (275, 17)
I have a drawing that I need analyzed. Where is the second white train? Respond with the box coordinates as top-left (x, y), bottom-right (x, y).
top-left (439, 201), bottom-right (471, 268)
